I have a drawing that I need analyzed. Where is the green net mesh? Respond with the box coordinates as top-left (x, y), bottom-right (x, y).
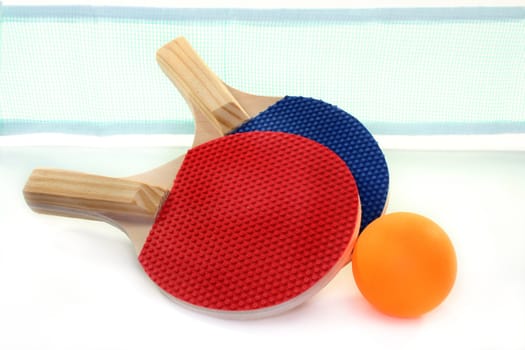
top-left (1, 6), bottom-right (524, 135)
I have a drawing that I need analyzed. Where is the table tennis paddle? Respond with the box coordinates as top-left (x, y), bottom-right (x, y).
top-left (156, 37), bottom-right (389, 232)
top-left (24, 131), bottom-right (361, 319)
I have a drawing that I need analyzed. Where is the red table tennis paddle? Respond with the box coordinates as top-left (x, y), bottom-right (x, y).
top-left (24, 131), bottom-right (360, 318)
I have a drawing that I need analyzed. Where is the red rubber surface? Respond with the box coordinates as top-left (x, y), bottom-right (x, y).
top-left (139, 131), bottom-right (359, 312)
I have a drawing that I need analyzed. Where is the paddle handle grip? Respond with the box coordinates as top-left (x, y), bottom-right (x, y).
top-left (23, 169), bottom-right (167, 220)
top-left (156, 37), bottom-right (249, 133)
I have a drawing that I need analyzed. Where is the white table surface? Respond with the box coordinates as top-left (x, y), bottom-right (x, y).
top-left (1, 142), bottom-right (524, 350)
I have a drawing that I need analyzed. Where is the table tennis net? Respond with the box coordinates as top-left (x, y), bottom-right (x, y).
top-left (1, 6), bottom-right (524, 137)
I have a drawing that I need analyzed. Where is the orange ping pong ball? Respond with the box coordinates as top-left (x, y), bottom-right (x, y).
top-left (351, 212), bottom-right (457, 318)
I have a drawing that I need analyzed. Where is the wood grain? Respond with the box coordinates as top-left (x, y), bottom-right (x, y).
top-left (156, 37), bottom-right (250, 134)
top-left (24, 169), bottom-right (168, 220)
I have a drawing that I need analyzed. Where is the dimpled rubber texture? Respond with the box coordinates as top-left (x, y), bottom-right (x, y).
top-left (139, 131), bottom-right (359, 314)
top-left (232, 96), bottom-right (389, 231)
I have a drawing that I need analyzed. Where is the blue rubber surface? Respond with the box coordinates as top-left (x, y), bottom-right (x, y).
top-left (231, 96), bottom-right (389, 231)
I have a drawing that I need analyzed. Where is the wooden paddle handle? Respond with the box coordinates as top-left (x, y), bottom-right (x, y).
top-left (23, 169), bottom-right (168, 220)
top-left (156, 37), bottom-right (250, 133)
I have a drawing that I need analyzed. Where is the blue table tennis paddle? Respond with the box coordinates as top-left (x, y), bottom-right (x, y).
top-left (157, 36), bottom-right (389, 232)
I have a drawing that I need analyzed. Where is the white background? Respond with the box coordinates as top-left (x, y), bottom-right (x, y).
top-left (1, 143), bottom-right (524, 350)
